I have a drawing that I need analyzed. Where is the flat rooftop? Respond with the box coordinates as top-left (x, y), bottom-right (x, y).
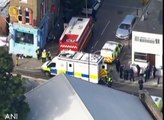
top-left (133, 0), bottom-right (163, 34)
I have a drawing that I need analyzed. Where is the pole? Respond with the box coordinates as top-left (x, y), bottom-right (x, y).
top-left (85, 0), bottom-right (88, 17)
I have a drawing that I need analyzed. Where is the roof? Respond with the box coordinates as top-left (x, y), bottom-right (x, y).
top-left (0, 0), bottom-right (9, 17)
top-left (59, 17), bottom-right (90, 42)
top-left (133, 0), bottom-right (163, 34)
top-left (25, 74), bottom-right (153, 120)
top-left (122, 15), bottom-right (136, 24)
top-left (57, 50), bottom-right (103, 64)
top-left (102, 41), bottom-right (120, 51)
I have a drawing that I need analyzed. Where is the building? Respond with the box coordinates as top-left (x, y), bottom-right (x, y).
top-left (132, 0), bottom-right (163, 75)
top-left (9, 0), bottom-right (60, 58)
top-left (0, 0), bottom-right (9, 46)
top-left (25, 74), bottom-right (154, 120)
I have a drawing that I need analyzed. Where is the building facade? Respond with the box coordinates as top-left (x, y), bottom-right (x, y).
top-left (9, 0), bottom-right (60, 58)
top-left (132, 0), bottom-right (163, 75)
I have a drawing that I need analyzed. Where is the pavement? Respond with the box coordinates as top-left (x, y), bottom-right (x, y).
top-left (12, 53), bottom-right (163, 89)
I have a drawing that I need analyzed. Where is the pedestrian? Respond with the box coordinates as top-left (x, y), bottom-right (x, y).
top-left (143, 69), bottom-right (148, 82)
top-left (136, 64), bottom-right (140, 77)
top-left (47, 51), bottom-right (52, 61)
top-left (36, 47), bottom-right (40, 60)
top-left (41, 49), bottom-right (47, 63)
top-left (16, 55), bottom-right (19, 66)
top-left (147, 66), bottom-right (151, 80)
top-left (129, 68), bottom-right (134, 82)
top-left (119, 64), bottom-right (124, 79)
top-left (138, 78), bottom-right (144, 90)
top-left (152, 65), bottom-right (157, 78)
top-left (115, 59), bottom-right (120, 72)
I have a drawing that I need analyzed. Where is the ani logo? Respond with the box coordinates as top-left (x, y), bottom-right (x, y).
top-left (4, 113), bottom-right (18, 120)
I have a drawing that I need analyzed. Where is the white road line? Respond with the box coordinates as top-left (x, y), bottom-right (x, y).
top-left (101, 19), bottom-right (110, 36)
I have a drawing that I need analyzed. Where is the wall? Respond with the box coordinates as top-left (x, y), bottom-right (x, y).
top-left (132, 31), bottom-right (163, 69)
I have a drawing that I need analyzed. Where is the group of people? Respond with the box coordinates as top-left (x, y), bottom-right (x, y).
top-left (115, 59), bottom-right (158, 90)
top-left (115, 59), bottom-right (135, 82)
top-left (36, 47), bottom-right (52, 63)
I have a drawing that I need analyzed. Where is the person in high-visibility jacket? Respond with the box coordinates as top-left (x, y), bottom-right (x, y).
top-left (105, 75), bottom-right (113, 87)
top-left (42, 49), bottom-right (47, 63)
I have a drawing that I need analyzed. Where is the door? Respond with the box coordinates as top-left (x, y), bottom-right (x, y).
top-left (67, 62), bottom-right (74, 76)
top-left (147, 54), bottom-right (155, 67)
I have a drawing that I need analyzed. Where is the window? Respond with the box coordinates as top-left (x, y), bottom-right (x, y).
top-left (18, 7), bottom-right (22, 22)
top-left (15, 31), bottom-right (34, 44)
top-left (48, 63), bottom-right (56, 67)
top-left (134, 52), bottom-right (147, 62)
top-left (25, 8), bottom-right (29, 23)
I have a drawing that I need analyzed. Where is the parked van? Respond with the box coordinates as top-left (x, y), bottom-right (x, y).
top-left (116, 15), bottom-right (136, 40)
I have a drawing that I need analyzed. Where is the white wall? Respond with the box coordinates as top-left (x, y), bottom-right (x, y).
top-left (132, 31), bottom-right (163, 69)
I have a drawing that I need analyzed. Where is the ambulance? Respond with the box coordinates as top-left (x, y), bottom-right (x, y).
top-left (41, 50), bottom-right (108, 83)
top-left (100, 41), bottom-right (123, 63)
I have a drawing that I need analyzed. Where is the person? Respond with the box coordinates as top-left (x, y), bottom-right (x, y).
top-left (138, 78), bottom-right (144, 90)
top-left (36, 47), bottom-right (40, 60)
top-left (41, 49), bottom-right (47, 63)
top-left (119, 64), bottom-right (124, 79)
top-left (143, 69), bottom-right (148, 82)
top-left (47, 51), bottom-right (52, 60)
top-left (129, 68), bottom-right (134, 82)
top-left (147, 65), bottom-right (151, 80)
top-left (152, 65), bottom-right (157, 78)
top-left (115, 59), bottom-right (120, 72)
top-left (124, 69), bottom-right (129, 80)
top-left (136, 64), bottom-right (140, 77)
top-left (16, 55), bottom-right (19, 66)
top-left (106, 76), bottom-right (113, 87)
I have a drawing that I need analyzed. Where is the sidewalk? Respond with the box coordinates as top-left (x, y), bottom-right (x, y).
top-left (12, 54), bottom-right (163, 89)
top-left (111, 65), bottom-right (163, 89)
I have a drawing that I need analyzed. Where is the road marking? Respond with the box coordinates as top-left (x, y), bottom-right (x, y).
top-left (101, 19), bottom-right (110, 36)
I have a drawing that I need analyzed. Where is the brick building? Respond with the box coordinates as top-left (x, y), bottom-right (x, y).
top-left (9, 0), bottom-right (60, 58)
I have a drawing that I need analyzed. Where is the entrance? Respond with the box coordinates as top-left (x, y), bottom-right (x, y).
top-left (147, 54), bottom-right (155, 67)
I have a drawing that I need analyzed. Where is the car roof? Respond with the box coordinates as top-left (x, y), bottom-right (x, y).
top-left (121, 15), bottom-right (136, 25)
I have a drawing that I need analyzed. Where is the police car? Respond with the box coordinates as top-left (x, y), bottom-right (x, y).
top-left (100, 41), bottom-right (123, 63)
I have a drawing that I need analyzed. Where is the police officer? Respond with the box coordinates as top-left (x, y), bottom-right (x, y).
top-left (119, 64), bottom-right (124, 79)
top-left (42, 49), bottom-right (47, 63)
top-left (152, 65), bottom-right (157, 78)
top-left (136, 64), bottom-right (140, 77)
top-left (36, 47), bottom-right (40, 60)
top-left (138, 78), bottom-right (144, 90)
top-left (47, 51), bottom-right (52, 60)
top-left (115, 59), bottom-right (120, 72)
top-left (106, 76), bottom-right (113, 87)
top-left (129, 68), bottom-right (134, 82)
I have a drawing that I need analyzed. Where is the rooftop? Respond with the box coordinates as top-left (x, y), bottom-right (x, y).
top-left (133, 0), bottom-right (163, 34)
top-left (25, 74), bottom-right (154, 120)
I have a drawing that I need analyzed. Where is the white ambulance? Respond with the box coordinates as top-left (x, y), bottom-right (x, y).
top-left (100, 41), bottom-right (123, 63)
top-left (41, 50), bottom-right (107, 83)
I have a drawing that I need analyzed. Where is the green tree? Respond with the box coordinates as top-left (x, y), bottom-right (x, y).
top-left (0, 47), bottom-right (30, 120)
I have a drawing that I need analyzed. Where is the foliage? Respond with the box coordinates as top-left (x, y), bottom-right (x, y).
top-left (0, 47), bottom-right (30, 120)
top-left (0, 47), bottom-right (14, 73)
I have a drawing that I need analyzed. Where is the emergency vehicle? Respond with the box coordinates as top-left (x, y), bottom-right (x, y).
top-left (100, 41), bottom-right (123, 63)
top-left (59, 17), bottom-right (93, 52)
top-left (41, 50), bottom-right (108, 83)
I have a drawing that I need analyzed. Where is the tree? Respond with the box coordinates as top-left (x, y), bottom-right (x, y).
top-left (0, 47), bottom-right (30, 120)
